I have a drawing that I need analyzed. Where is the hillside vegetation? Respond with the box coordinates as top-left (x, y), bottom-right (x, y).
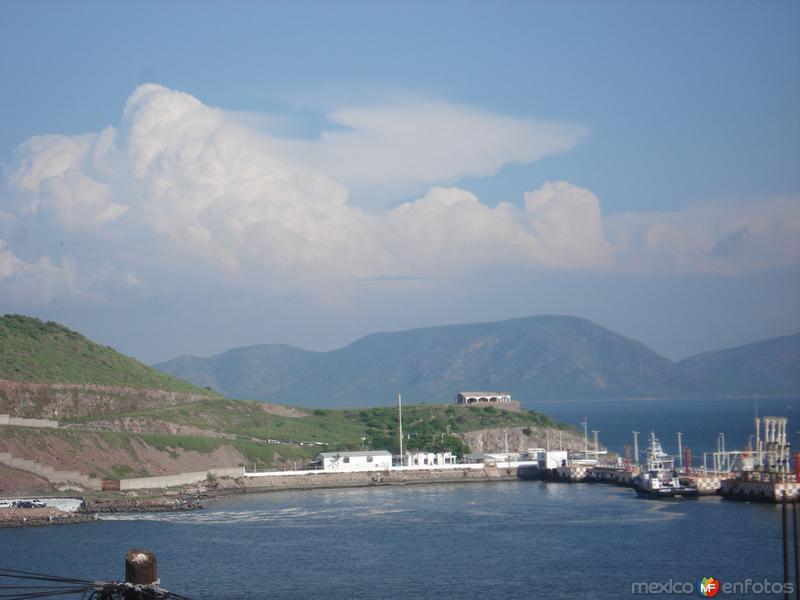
top-left (63, 398), bottom-right (571, 458)
top-left (0, 314), bottom-right (210, 394)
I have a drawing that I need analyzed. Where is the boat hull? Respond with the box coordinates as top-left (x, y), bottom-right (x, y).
top-left (633, 485), bottom-right (700, 500)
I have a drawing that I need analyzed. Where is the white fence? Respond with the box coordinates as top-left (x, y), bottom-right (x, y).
top-left (243, 459), bottom-right (537, 478)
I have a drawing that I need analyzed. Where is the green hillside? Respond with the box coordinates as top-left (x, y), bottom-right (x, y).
top-left (0, 314), bottom-right (210, 394)
top-left (63, 397), bottom-right (571, 458)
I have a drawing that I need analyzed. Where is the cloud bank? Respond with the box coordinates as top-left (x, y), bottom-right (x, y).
top-left (1, 84), bottom-right (798, 306)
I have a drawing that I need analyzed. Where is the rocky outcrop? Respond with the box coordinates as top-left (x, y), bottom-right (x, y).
top-left (61, 416), bottom-right (237, 439)
top-left (0, 379), bottom-right (212, 419)
top-left (459, 426), bottom-right (588, 454)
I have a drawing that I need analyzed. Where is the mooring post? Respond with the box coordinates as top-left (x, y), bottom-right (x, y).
top-left (125, 548), bottom-right (158, 598)
top-left (784, 494), bottom-right (790, 600)
top-left (792, 498), bottom-right (799, 600)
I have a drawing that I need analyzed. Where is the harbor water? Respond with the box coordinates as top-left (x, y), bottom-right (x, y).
top-left (1, 482), bottom-right (791, 599)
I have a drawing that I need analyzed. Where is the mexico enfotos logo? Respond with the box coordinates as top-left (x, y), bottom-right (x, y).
top-left (630, 576), bottom-right (793, 596)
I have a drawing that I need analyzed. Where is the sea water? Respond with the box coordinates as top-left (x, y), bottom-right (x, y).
top-left (1, 481), bottom-right (792, 599)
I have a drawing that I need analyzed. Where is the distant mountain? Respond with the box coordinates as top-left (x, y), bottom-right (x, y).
top-left (677, 333), bottom-right (800, 396)
top-left (155, 315), bottom-right (740, 407)
top-left (0, 314), bottom-right (210, 395)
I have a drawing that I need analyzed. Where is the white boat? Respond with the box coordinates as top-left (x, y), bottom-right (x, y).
top-left (632, 433), bottom-right (698, 499)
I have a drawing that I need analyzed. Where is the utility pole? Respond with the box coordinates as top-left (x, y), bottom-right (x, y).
top-left (677, 432), bottom-right (683, 470)
top-left (633, 431), bottom-right (640, 465)
top-left (582, 418), bottom-right (589, 458)
top-left (398, 394), bottom-right (404, 466)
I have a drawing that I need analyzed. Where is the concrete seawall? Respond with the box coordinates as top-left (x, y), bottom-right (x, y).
top-left (120, 467), bottom-right (243, 491)
top-left (237, 466), bottom-right (519, 493)
top-left (0, 451), bottom-right (101, 491)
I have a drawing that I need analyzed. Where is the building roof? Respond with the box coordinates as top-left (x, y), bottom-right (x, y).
top-left (458, 391), bottom-right (510, 396)
top-left (318, 450), bottom-right (392, 459)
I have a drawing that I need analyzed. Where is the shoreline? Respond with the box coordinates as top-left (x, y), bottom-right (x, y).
top-left (0, 468), bottom-right (522, 526)
top-left (0, 508), bottom-right (97, 529)
top-left (218, 465), bottom-right (521, 496)
top-left (0, 496), bottom-right (206, 529)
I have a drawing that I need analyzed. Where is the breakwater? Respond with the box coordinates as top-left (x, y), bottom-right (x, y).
top-left (233, 465), bottom-right (519, 494)
top-left (0, 507), bottom-right (96, 528)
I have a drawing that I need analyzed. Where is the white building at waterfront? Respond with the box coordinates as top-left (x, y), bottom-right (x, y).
top-left (405, 451), bottom-right (458, 467)
top-left (316, 450), bottom-right (392, 473)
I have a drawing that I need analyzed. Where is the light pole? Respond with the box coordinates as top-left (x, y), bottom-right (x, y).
top-left (582, 418), bottom-right (588, 458)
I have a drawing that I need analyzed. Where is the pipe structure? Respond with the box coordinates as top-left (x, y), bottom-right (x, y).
top-left (755, 416), bottom-right (761, 469)
top-left (782, 419), bottom-right (789, 477)
top-left (633, 431), bottom-right (640, 466)
top-left (677, 432), bottom-right (683, 470)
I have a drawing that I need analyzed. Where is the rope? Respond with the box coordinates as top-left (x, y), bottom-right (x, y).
top-left (0, 568), bottom-right (192, 599)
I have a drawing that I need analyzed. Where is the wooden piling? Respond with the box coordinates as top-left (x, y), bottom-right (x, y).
top-left (125, 548), bottom-right (158, 586)
top-left (784, 498), bottom-right (790, 600)
top-left (793, 499), bottom-right (799, 600)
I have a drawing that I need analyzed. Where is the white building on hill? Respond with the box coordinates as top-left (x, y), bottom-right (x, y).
top-left (316, 450), bottom-right (393, 473)
top-left (456, 391), bottom-right (512, 405)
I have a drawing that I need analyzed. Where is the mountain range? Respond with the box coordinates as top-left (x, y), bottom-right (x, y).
top-left (154, 315), bottom-right (800, 407)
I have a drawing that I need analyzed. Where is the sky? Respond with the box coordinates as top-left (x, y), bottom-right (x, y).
top-left (0, 1), bottom-right (798, 363)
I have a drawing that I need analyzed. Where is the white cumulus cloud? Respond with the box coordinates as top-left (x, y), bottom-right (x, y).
top-left (2, 84), bottom-right (798, 309)
top-left (278, 101), bottom-right (587, 187)
top-left (606, 197), bottom-right (800, 274)
top-left (0, 239), bottom-right (100, 305)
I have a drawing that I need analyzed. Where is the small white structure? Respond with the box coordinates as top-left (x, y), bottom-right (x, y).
top-left (405, 451), bottom-right (458, 467)
top-left (456, 391), bottom-right (512, 405)
top-left (317, 450), bottom-right (392, 473)
top-left (535, 450), bottom-right (569, 469)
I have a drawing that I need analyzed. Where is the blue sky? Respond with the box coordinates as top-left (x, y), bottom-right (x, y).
top-left (0, 1), bottom-right (798, 363)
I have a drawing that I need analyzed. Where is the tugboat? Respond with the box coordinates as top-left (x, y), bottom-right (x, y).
top-left (633, 432), bottom-right (699, 499)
